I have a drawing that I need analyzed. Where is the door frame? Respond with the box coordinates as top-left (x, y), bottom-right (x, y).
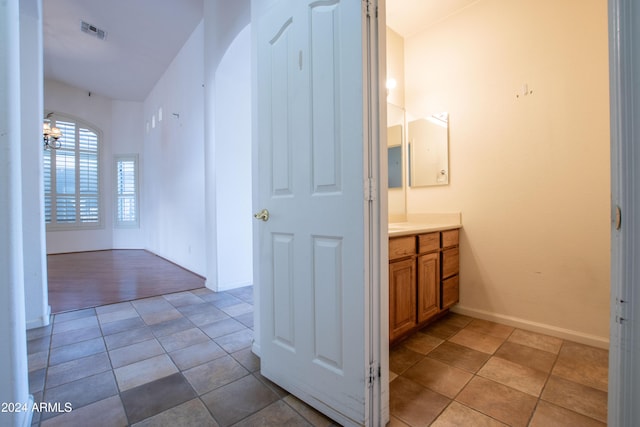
top-left (607, 0), bottom-right (640, 425)
top-left (367, 0), bottom-right (390, 423)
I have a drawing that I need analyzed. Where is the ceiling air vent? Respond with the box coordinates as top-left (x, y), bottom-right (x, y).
top-left (81, 21), bottom-right (107, 40)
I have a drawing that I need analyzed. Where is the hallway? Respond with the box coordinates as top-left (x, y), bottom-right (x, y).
top-left (27, 286), bottom-right (607, 426)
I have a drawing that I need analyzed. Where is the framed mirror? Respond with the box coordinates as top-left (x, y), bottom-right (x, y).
top-left (408, 113), bottom-right (449, 187)
top-left (387, 103), bottom-right (406, 220)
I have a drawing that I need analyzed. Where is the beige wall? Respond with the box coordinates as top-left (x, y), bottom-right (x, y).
top-left (403, 0), bottom-right (610, 345)
top-left (386, 27), bottom-right (405, 108)
top-left (387, 27), bottom-right (406, 220)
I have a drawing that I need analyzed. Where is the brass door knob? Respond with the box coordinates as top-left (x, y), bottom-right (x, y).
top-left (254, 209), bottom-right (270, 222)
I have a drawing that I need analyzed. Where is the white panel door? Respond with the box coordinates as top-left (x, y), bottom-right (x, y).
top-left (254, 0), bottom-right (377, 425)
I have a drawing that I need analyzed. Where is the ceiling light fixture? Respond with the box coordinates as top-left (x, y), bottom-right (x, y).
top-left (43, 113), bottom-right (62, 150)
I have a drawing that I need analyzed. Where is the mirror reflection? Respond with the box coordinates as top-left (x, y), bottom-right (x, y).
top-left (387, 124), bottom-right (402, 188)
top-left (408, 112), bottom-right (449, 187)
top-left (387, 103), bottom-right (406, 220)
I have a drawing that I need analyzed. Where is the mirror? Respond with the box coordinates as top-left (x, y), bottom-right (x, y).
top-left (408, 112), bottom-right (449, 187)
top-left (387, 103), bottom-right (406, 220)
top-left (387, 125), bottom-right (402, 188)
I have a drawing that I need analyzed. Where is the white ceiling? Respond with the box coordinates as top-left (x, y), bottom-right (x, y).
top-left (43, 0), bottom-right (203, 102)
top-left (43, 1), bottom-right (474, 102)
top-left (386, 0), bottom-right (479, 38)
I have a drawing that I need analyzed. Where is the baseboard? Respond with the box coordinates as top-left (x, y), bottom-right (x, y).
top-left (252, 340), bottom-right (261, 358)
top-left (20, 395), bottom-right (34, 427)
top-left (25, 305), bottom-right (51, 330)
top-left (451, 305), bottom-right (609, 349)
top-left (205, 279), bottom-right (253, 292)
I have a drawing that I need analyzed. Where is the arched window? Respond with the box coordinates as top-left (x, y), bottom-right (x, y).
top-left (44, 114), bottom-right (101, 229)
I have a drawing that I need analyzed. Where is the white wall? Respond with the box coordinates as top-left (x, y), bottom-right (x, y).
top-left (44, 79), bottom-right (114, 253)
top-left (213, 24), bottom-right (253, 290)
top-left (43, 82), bottom-right (146, 253)
top-left (111, 100), bottom-right (145, 249)
top-left (386, 28), bottom-right (406, 221)
top-left (203, 0), bottom-right (252, 291)
top-left (403, 0), bottom-right (610, 345)
top-left (143, 21), bottom-right (206, 276)
top-left (43, 11), bottom-right (252, 284)
top-left (386, 27), bottom-right (405, 108)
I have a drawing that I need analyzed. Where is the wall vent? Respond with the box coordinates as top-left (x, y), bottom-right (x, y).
top-left (81, 21), bottom-right (107, 40)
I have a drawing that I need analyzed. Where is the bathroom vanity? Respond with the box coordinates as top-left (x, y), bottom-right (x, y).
top-left (388, 221), bottom-right (461, 344)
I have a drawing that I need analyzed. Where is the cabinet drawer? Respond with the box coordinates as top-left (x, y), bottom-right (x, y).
top-left (389, 236), bottom-right (416, 260)
top-left (418, 232), bottom-right (440, 254)
top-left (442, 247), bottom-right (459, 279)
top-left (441, 275), bottom-right (459, 309)
top-left (442, 229), bottom-right (459, 248)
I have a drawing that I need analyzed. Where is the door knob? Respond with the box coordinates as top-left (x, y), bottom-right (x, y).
top-left (254, 209), bottom-right (270, 222)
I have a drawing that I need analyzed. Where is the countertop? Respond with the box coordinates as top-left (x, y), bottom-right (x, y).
top-left (388, 213), bottom-right (462, 237)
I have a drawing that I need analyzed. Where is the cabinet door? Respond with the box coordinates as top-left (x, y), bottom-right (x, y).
top-left (389, 258), bottom-right (417, 341)
top-left (417, 252), bottom-right (440, 323)
top-left (442, 247), bottom-right (459, 279)
top-left (442, 275), bottom-right (459, 309)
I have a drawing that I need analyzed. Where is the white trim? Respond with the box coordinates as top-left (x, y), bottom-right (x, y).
top-left (452, 305), bottom-right (609, 349)
top-left (251, 341), bottom-right (261, 358)
top-left (607, 0), bottom-right (640, 425)
top-left (209, 278), bottom-right (252, 292)
top-left (367, 0), bottom-right (389, 424)
top-left (20, 395), bottom-right (34, 427)
top-left (25, 305), bottom-right (50, 330)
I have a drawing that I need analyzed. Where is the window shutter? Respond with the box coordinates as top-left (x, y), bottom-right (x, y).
top-left (43, 116), bottom-right (101, 229)
top-left (44, 150), bottom-right (51, 223)
top-left (79, 128), bottom-right (99, 223)
top-left (115, 156), bottom-right (138, 226)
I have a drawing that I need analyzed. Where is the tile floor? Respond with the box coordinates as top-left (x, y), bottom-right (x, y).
top-left (28, 286), bottom-right (337, 427)
top-left (389, 314), bottom-right (608, 426)
top-left (27, 287), bottom-right (609, 426)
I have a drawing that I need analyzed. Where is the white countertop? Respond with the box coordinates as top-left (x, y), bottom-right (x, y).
top-left (388, 213), bottom-right (462, 237)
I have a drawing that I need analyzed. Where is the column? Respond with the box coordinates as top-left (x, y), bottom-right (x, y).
top-left (20, 0), bottom-right (50, 329)
top-left (0, 0), bottom-right (33, 426)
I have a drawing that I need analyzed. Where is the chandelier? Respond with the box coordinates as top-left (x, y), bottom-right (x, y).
top-left (43, 113), bottom-right (62, 150)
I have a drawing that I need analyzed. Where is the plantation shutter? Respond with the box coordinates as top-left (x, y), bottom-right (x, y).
top-left (115, 156), bottom-right (138, 226)
top-left (43, 115), bottom-right (101, 228)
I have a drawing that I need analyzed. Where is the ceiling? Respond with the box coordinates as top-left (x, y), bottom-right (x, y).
top-left (42, 0), bottom-right (474, 102)
top-left (43, 0), bottom-right (203, 102)
top-left (386, 0), bottom-right (478, 38)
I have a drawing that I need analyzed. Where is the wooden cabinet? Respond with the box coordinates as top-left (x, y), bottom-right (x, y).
top-left (389, 258), bottom-right (417, 339)
top-left (389, 228), bottom-right (460, 344)
top-left (441, 229), bottom-right (460, 309)
top-left (417, 252), bottom-right (439, 322)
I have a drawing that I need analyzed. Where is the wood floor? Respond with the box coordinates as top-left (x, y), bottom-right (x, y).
top-left (47, 250), bottom-right (205, 313)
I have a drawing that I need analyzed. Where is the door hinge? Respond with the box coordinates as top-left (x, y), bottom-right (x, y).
top-left (616, 298), bottom-right (628, 325)
top-left (368, 363), bottom-right (380, 386)
top-left (363, 0), bottom-right (372, 17)
top-left (365, 177), bottom-right (376, 202)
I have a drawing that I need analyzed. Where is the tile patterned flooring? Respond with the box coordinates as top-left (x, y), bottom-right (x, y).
top-left (27, 286), bottom-right (609, 426)
top-left (390, 314), bottom-right (608, 426)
